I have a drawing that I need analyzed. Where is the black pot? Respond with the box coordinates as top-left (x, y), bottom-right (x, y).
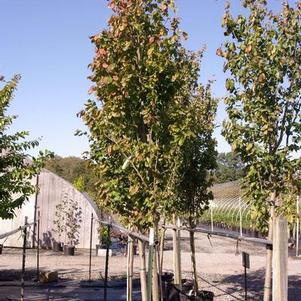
top-left (181, 279), bottom-right (194, 294)
top-left (64, 245), bottom-right (75, 256)
top-left (166, 284), bottom-right (181, 301)
top-left (53, 241), bottom-right (63, 252)
top-left (189, 290), bottom-right (214, 301)
top-left (161, 273), bottom-right (174, 301)
top-left (161, 272), bottom-right (174, 283)
top-left (0, 244), bottom-right (3, 255)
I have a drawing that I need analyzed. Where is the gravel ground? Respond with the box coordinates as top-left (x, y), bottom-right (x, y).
top-left (1, 230), bottom-right (301, 300)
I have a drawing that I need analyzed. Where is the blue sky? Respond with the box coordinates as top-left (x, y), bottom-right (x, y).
top-left (0, 0), bottom-right (287, 157)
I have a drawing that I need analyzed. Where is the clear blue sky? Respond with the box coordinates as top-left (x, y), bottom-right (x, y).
top-left (0, 0), bottom-right (287, 157)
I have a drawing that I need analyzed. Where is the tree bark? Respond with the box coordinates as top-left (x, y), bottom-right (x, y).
top-left (189, 228), bottom-right (198, 294)
top-left (159, 228), bottom-right (165, 275)
top-left (177, 220), bottom-right (182, 288)
top-left (152, 245), bottom-right (160, 301)
top-left (138, 239), bottom-right (147, 301)
top-left (172, 217), bottom-right (181, 287)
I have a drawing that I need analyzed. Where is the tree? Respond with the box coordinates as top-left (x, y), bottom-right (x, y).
top-left (175, 85), bottom-right (217, 294)
top-left (219, 1), bottom-right (301, 299)
top-left (0, 75), bottom-right (51, 219)
top-left (79, 0), bottom-right (207, 299)
top-left (214, 152), bottom-right (245, 183)
top-left (45, 156), bottom-right (97, 197)
top-left (53, 192), bottom-right (82, 246)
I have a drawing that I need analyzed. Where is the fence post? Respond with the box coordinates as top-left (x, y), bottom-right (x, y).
top-left (36, 211), bottom-right (40, 282)
top-left (21, 216), bottom-right (28, 301)
top-left (89, 213), bottom-right (93, 282)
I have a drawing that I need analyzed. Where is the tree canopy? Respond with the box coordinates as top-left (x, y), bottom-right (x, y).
top-left (213, 152), bottom-right (245, 184)
top-left (0, 75), bottom-right (51, 219)
top-left (219, 0), bottom-right (301, 222)
top-left (79, 0), bottom-right (217, 230)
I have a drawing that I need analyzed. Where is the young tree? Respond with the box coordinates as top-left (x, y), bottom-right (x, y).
top-left (175, 85), bottom-right (217, 294)
top-left (79, 0), bottom-right (207, 299)
top-left (219, 1), bottom-right (301, 300)
top-left (0, 75), bottom-right (51, 219)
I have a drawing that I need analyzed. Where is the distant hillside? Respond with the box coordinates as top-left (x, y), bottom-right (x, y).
top-left (44, 155), bottom-right (97, 198)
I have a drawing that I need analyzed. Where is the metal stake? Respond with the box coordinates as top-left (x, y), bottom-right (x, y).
top-left (89, 213), bottom-right (93, 281)
top-left (296, 196), bottom-right (300, 257)
top-left (21, 216), bottom-right (28, 301)
top-left (244, 265), bottom-right (247, 301)
top-left (104, 223), bottom-right (111, 301)
top-left (37, 211), bottom-right (40, 282)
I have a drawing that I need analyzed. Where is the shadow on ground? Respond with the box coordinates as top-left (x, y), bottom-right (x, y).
top-left (0, 279), bottom-right (141, 301)
top-left (213, 268), bottom-right (301, 301)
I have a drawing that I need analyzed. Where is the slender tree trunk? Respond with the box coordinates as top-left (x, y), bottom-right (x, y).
top-left (152, 224), bottom-right (160, 301)
top-left (158, 227), bottom-right (165, 301)
top-left (263, 205), bottom-right (274, 301)
top-left (176, 219), bottom-right (182, 288)
top-left (189, 223), bottom-right (198, 294)
top-left (173, 216), bottom-right (181, 286)
top-left (159, 228), bottom-right (165, 275)
top-left (138, 239), bottom-right (147, 301)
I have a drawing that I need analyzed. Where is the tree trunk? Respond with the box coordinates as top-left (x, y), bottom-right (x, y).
top-left (189, 228), bottom-right (198, 294)
top-left (159, 228), bottom-right (165, 275)
top-left (138, 239), bottom-right (147, 301)
top-left (158, 228), bottom-right (165, 301)
top-left (263, 206), bottom-right (274, 301)
top-left (272, 214), bottom-right (288, 301)
top-left (177, 220), bottom-right (182, 287)
top-left (152, 244), bottom-right (160, 301)
top-left (172, 217), bottom-right (181, 287)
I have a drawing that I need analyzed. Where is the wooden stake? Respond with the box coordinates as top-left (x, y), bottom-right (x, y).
top-left (272, 215), bottom-right (288, 301)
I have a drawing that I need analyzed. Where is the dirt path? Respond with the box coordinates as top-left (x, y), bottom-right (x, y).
top-left (1, 230), bottom-right (300, 300)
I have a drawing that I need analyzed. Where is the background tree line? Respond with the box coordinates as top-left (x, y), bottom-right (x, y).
top-left (44, 151), bottom-right (245, 197)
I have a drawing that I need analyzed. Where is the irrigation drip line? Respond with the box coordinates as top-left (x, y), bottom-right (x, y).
top-left (0, 222), bottom-right (35, 240)
top-left (162, 225), bottom-right (273, 247)
top-left (96, 219), bottom-right (149, 243)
